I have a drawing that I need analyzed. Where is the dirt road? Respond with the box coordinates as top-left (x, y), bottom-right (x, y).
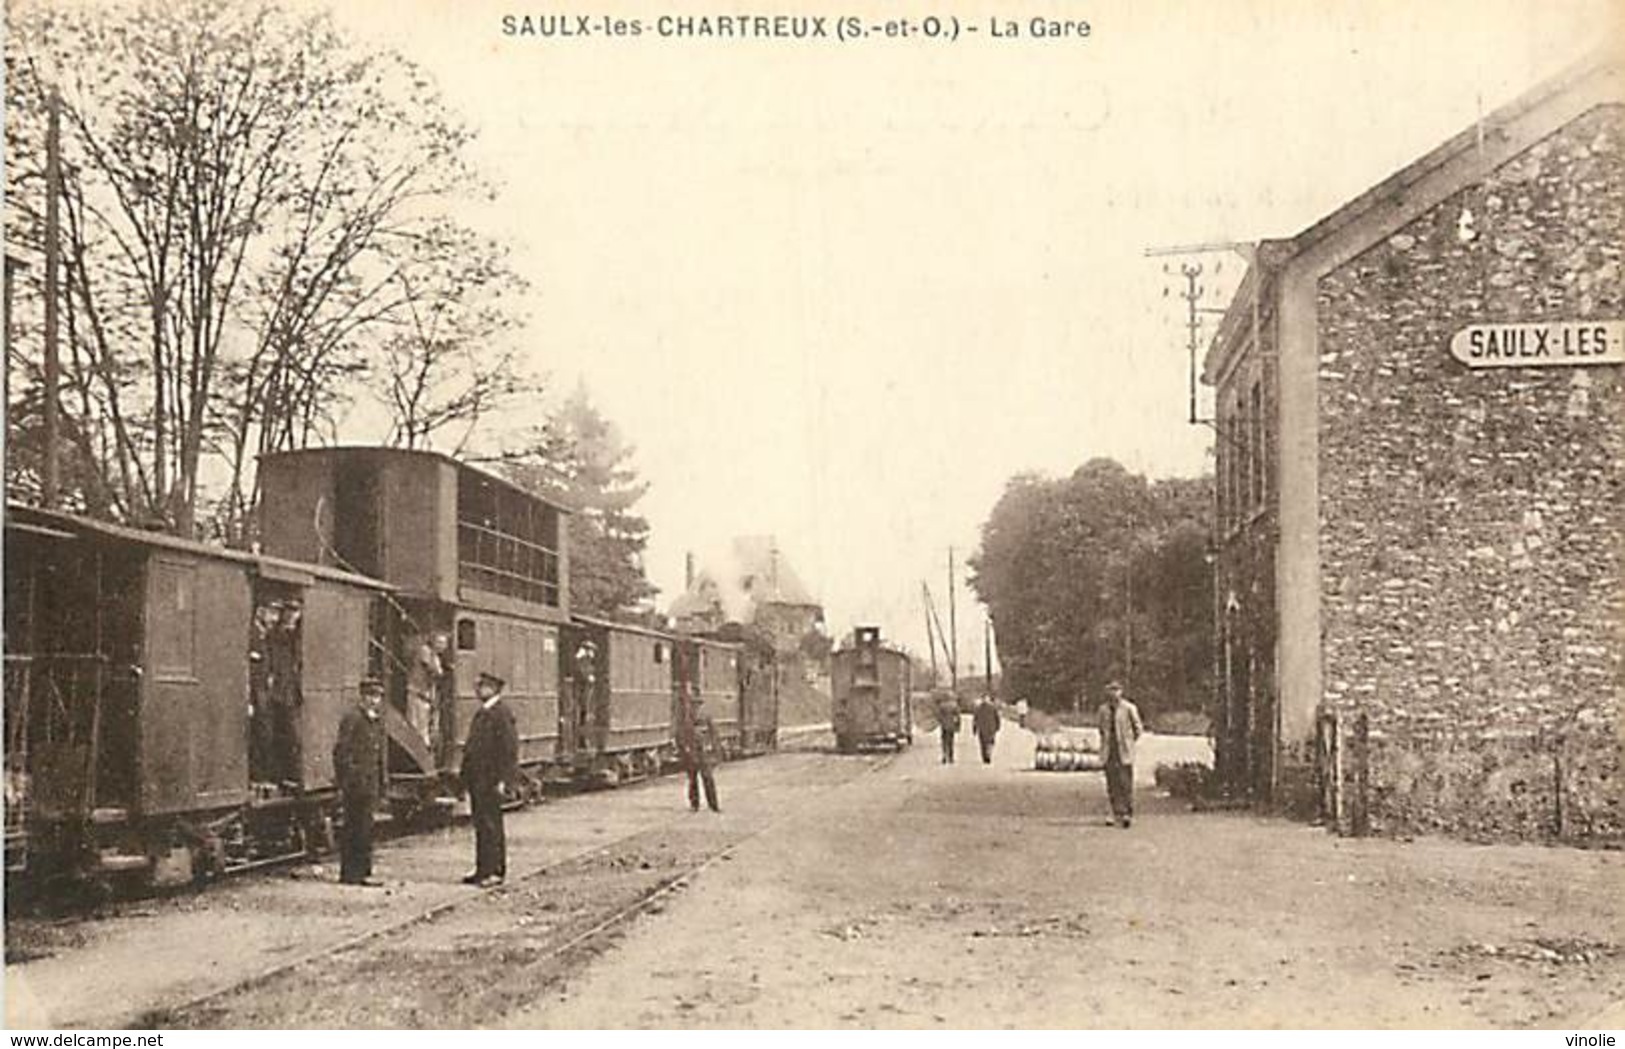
top-left (515, 725), bottom-right (1623, 1029)
top-left (7, 725), bottom-right (1621, 1028)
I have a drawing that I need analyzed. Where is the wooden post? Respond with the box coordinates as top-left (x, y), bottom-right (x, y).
top-left (984, 616), bottom-right (994, 699)
top-left (921, 583), bottom-right (939, 687)
top-left (947, 547), bottom-right (958, 696)
top-left (1352, 712), bottom-right (1370, 837)
top-left (43, 89), bottom-right (63, 508)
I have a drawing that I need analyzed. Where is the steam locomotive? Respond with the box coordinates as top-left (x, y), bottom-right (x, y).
top-left (829, 626), bottom-right (913, 753)
top-left (3, 447), bottom-right (779, 894)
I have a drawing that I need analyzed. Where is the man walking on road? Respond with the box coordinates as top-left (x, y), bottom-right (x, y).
top-left (460, 671), bottom-right (518, 887)
top-left (934, 690), bottom-right (959, 764)
top-left (333, 677), bottom-right (385, 886)
top-left (677, 688), bottom-right (721, 812)
top-left (1097, 680), bottom-right (1144, 828)
top-left (972, 695), bottom-right (1001, 765)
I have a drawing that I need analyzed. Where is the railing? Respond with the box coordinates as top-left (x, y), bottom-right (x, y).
top-left (456, 520), bottom-right (561, 607)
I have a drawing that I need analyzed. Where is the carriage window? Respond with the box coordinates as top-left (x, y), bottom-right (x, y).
top-left (150, 560), bottom-right (197, 677)
top-left (457, 618), bottom-right (478, 651)
top-left (456, 468), bottom-right (563, 607)
top-left (653, 643), bottom-right (665, 665)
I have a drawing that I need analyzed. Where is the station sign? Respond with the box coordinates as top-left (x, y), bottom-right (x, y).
top-left (1450, 320), bottom-right (1625, 368)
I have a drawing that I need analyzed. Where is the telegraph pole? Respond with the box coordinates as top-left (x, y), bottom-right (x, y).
top-left (921, 582), bottom-right (939, 687)
top-left (43, 89), bottom-right (63, 509)
top-left (946, 547), bottom-right (958, 695)
top-left (984, 616), bottom-right (994, 699)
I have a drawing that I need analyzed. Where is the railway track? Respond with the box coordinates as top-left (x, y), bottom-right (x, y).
top-left (130, 743), bottom-right (894, 1029)
top-left (13, 734), bottom-right (833, 916)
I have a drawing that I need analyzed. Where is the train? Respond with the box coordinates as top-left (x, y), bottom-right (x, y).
top-left (829, 626), bottom-right (913, 753)
top-left (3, 447), bottom-right (780, 895)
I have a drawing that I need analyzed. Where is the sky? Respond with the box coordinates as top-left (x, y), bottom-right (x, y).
top-left (315, 0), bottom-right (1613, 671)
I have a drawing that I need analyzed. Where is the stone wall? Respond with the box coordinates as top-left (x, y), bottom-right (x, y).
top-left (1315, 103), bottom-right (1625, 842)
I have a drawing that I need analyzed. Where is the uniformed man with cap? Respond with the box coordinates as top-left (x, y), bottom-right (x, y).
top-left (677, 686), bottom-right (721, 812)
top-left (333, 676), bottom-right (385, 886)
top-left (460, 670), bottom-right (519, 886)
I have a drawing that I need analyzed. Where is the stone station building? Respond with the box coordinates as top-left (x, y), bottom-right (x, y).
top-left (1203, 50), bottom-right (1623, 842)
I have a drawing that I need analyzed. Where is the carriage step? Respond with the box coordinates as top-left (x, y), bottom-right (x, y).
top-left (96, 850), bottom-right (152, 873)
top-left (90, 807), bottom-right (131, 825)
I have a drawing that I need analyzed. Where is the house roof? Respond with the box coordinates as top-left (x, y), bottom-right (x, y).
top-left (668, 535), bottom-right (821, 624)
top-left (1201, 47), bottom-right (1624, 385)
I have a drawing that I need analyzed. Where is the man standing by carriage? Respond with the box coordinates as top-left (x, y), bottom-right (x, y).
top-left (677, 687), bottom-right (721, 813)
top-left (461, 671), bottom-right (519, 887)
top-left (333, 677), bottom-right (386, 886)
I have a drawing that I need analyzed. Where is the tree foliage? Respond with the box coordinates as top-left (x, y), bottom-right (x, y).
top-left (498, 385), bottom-right (657, 618)
top-left (969, 459), bottom-right (1213, 720)
top-left (4, 0), bottom-right (525, 538)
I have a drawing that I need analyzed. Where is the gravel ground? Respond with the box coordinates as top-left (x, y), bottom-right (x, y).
top-left (3, 737), bottom-right (877, 1029)
top-left (7, 727), bottom-right (1621, 1029)
top-left (514, 727), bottom-right (1624, 1029)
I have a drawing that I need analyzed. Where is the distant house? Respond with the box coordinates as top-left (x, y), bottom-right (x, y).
top-left (669, 536), bottom-right (824, 654)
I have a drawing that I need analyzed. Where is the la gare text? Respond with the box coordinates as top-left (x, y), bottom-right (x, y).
top-left (499, 14), bottom-right (1091, 41)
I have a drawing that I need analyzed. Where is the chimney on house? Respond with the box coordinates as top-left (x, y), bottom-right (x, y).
top-left (685, 551), bottom-right (695, 590)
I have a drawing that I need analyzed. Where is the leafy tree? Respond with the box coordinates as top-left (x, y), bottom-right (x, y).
top-left (498, 385), bottom-right (657, 618)
top-left (970, 459), bottom-right (1213, 720)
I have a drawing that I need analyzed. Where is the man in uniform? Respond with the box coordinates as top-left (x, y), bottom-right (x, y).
top-left (332, 677), bottom-right (385, 886)
top-left (460, 671), bottom-right (518, 887)
top-left (677, 688), bottom-right (721, 812)
top-left (1097, 680), bottom-right (1145, 828)
top-left (934, 690), bottom-right (960, 764)
top-left (972, 694), bottom-right (1002, 765)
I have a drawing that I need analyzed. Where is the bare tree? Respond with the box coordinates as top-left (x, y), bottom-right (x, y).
top-left (376, 220), bottom-right (533, 454)
top-left (5, 0), bottom-right (521, 539)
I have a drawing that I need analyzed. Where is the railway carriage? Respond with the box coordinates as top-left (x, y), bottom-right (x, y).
top-left (674, 636), bottom-right (744, 758)
top-left (3, 505), bottom-right (387, 890)
top-left (7, 445), bottom-right (787, 896)
top-left (258, 447), bottom-right (571, 807)
top-left (559, 616), bottom-right (676, 783)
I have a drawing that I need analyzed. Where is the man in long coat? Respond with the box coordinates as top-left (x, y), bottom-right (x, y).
top-left (332, 677), bottom-right (385, 886)
top-left (1097, 680), bottom-right (1145, 828)
top-left (460, 671), bottom-right (519, 887)
top-left (934, 690), bottom-right (960, 764)
top-left (972, 696), bottom-right (1002, 765)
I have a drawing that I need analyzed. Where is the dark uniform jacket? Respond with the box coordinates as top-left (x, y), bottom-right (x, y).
top-left (461, 698), bottom-right (519, 793)
top-left (973, 701), bottom-right (1001, 740)
top-left (677, 703), bottom-right (720, 765)
top-left (333, 706), bottom-right (383, 799)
